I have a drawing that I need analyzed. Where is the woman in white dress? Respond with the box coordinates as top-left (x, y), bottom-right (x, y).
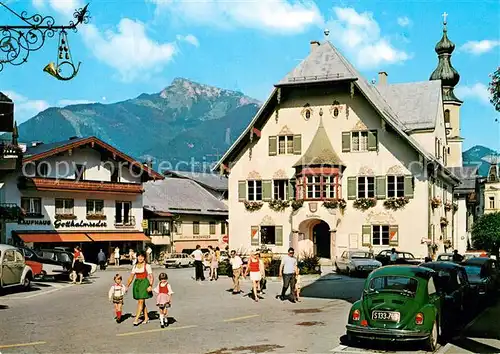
top-left (244, 252), bottom-right (262, 302)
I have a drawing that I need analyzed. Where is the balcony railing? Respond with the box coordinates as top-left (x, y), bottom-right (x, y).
top-left (18, 177), bottom-right (144, 195)
top-left (115, 215), bottom-right (136, 227)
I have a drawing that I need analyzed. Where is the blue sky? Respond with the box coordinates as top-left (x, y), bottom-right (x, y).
top-left (1, 0), bottom-right (499, 151)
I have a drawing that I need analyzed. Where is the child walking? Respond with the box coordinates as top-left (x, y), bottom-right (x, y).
top-left (108, 274), bottom-right (127, 323)
top-left (153, 273), bottom-right (174, 328)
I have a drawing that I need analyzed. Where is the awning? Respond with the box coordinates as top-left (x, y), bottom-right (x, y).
top-left (86, 232), bottom-right (150, 242)
top-left (16, 232), bottom-right (92, 243)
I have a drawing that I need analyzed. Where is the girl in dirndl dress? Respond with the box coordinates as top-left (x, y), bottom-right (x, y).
top-left (108, 274), bottom-right (127, 323)
top-left (153, 273), bottom-right (174, 328)
top-left (126, 252), bottom-right (153, 326)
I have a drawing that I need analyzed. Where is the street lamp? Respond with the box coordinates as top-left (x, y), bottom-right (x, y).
top-left (0, 2), bottom-right (90, 80)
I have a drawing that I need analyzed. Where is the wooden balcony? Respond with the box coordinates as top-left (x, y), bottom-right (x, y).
top-left (0, 142), bottom-right (22, 171)
top-left (18, 177), bottom-right (144, 195)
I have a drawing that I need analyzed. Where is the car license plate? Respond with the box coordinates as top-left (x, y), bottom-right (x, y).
top-left (371, 311), bottom-right (400, 322)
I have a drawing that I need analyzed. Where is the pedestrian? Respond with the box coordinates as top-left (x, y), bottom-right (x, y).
top-left (129, 249), bottom-right (137, 267)
top-left (108, 274), bottom-right (127, 323)
top-left (279, 247), bottom-right (298, 302)
top-left (146, 246), bottom-right (153, 264)
top-left (126, 251), bottom-right (153, 326)
top-left (389, 248), bottom-right (398, 264)
top-left (452, 250), bottom-right (464, 263)
top-left (229, 250), bottom-right (243, 294)
top-left (190, 245), bottom-right (205, 281)
top-left (295, 273), bottom-right (301, 302)
top-left (153, 272), bottom-right (174, 328)
top-left (114, 247), bottom-right (120, 266)
top-left (71, 246), bottom-right (85, 285)
top-left (98, 249), bottom-right (107, 270)
top-left (259, 256), bottom-right (266, 294)
top-left (211, 246), bottom-right (221, 281)
top-left (244, 251), bottom-right (262, 302)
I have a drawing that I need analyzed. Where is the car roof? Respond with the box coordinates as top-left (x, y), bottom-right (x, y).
top-left (420, 261), bottom-right (464, 271)
top-left (0, 244), bottom-right (17, 252)
top-left (462, 257), bottom-right (492, 265)
top-left (438, 253), bottom-right (453, 256)
top-left (369, 265), bottom-right (435, 279)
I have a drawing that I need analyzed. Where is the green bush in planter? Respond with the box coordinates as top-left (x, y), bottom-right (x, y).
top-left (298, 253), bottom-right (321, 275)
top-left (218, 259), bottom-right (232, 276)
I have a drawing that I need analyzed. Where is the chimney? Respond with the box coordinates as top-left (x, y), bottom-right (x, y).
top-left (310, 40), bottom-right (320, 52)
top-left (378, 72), bottom-right (388, 86)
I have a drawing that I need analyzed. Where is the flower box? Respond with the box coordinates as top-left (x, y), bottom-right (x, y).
top-left (430, 197), bottom-right (442, 209)
top-left (322, 198), bottom-right (347, 210)
top-left (55, 214), bottom-right (77, 220)
top-left (383, 197), bottom-right (410, 210)
top-left (268, 199), bottom-right (290, 212)
top-left (244, 201), bottom-right (264, 212)
top-left (353, 198), bottom-right (377, 210)
top-left (291, 199), bottom-right (304, 211)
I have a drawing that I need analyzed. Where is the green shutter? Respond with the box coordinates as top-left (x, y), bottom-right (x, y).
top-left (293, 134), bottom-right (302, 155)
top-left (389, 225), bottom-right (399, 246)
top-left (347, 177), bottom-right (356, 200)
top-left (362, 225), bottom-right (371, 246)
top-left (238, 181), bottom-right (246, 201)
top-left (287, 179), bottom-right (295, 200)
top-left (251, 226), bottom-right (259, 246)
top-left (342, 132), bottom-right (351, 152)
top-left (268, 136), bottom-right (277, 156)
top-left (262, 180), bottom-right (272, 201)
top-left (428, 223), bottom-right (433, 239)
top-left (376, 176), bottom-right (386, 199)
top-left (404, 176), bottom-right (414, 198)
top-left (368, 130), bottom-right (378, 151)
top-left (275, 225), bottom-right (283, 246)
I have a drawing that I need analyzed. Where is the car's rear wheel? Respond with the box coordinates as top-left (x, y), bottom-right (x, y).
top-left (425, 319), bottom-right (439, 352)
top-left (23, 273), bottom-right (32, 290)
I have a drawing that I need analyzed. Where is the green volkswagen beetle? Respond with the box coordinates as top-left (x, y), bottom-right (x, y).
top-left (346, 266), bottom-right (443, 351)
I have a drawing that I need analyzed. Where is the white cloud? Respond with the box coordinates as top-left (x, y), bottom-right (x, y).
top-left (397, 16), bottom-right (411, 27)
top-left (149, 0), bottom-right (323, 34)
top-left (326, 7), bottom-right (410, 69)
top-left (461, 40), bottom-right (500, 55)
top-left (456, 83), bottom-right (491, 104)
top-left (3, 91), bottom-right (50, 123)
top-left (57, 99), bottom-right (95, 106)
top-left (176, 34), bottom-right (199, 47)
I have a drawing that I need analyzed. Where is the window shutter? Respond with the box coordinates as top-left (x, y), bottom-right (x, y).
top-left (238, 181), bottom-right (246, 201)
top-left (428, 223), bottom-right (433, 240)
top-left (376, 176), bottom-right (386, 199)
top-left (362, 225), bottom-right (371, 246)
top-left (275, 226), bottom-right (283, 246)
top-left (347, 177), bottom-right (356, 200)
top-left (262, 180), bottom-right (272, 201)
top-left (342, 132), bottom-right (351, 152)
top-left (389, 225), bottom-right (399, 246)
top-left (368, 130), bottom-right (378, 151)
top-left (251, 226), bottom-right (259, 246)
top-left (404, 176), bottom-right (414, 198)
top-left (287, 179), bottom-right (295, 200)
top-left (268, 136), bottom-right (277, 156)
top-left (293, 135), bottom-right (302, 155)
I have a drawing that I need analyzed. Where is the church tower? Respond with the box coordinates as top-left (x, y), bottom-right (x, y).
top-left (430, 13), bottom-right (463, 167)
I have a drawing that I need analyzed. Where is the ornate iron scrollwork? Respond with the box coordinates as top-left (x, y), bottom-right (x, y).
top-left (0, 2), bottom-right (90, 76)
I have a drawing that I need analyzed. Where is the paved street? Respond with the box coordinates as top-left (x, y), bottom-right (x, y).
top-left (0, 267), bottom-right (490, 354)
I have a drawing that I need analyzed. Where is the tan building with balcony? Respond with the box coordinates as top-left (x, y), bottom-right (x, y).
top-left (484, 160), bottom-right (500, 215)
top-left (214, 22), bottom-right (468, 260)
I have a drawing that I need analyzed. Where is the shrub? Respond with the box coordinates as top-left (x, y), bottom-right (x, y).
top-left (298, 252), bottom-right (321, 275)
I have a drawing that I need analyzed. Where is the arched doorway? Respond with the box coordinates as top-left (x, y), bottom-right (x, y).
top-left (313, 221), bottom-right (330, 258)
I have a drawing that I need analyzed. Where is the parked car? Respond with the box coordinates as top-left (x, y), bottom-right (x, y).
top-left (36, 249), bottom-right (97, 277)
top-left (17, 247), bottom-right (43, 277)
top-left (335, 250), bottom-right (382, 276)
top-left (164, 253), bottom-right (192, 268)
top-left (346, 266), bottom-right (443, 351)
top-left (375, 250), bottom-right (424, 266)
top-left (436, 253), bottom-right (454, 262)
top-left (18, 247), bottom-right (66, 279)
top-left (0, 244), bottom-right (33, 290)
top-left (420, 261), bottom-right (472, 329)
top-left (461, 257), bottom-right (499, 301)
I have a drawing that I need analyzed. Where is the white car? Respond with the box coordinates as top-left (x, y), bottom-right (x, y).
top-left (335, 250), bottom-right (382, 276)
top-left (0, 244), bottom-right (33, 290)
top-left (164, 253), bottom-right (192, 268)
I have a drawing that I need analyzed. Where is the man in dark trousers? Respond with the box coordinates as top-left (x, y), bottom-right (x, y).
top-left (97, 249), bottom-right (106, 270)
top-left (191, 245), bottom-right (205, 281)
top-left (279, 247), bottom-right (298, 302)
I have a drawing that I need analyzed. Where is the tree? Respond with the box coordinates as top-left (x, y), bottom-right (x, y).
top-left (489, 67), bottom-right (500, 112)
top-left (471, 212), bottom-right (500, 256)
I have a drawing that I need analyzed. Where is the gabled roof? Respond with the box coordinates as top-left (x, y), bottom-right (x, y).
top-left (277, 42), bottom-right (357, 86)
top-left (449, 166), bottom-right (479, 192)
top-left (294, 118), bottom-right (344, 167)
top-left (23, 136), bottom-right (163, 180)
top-left (163, 170), bottom-right (228, 191)
top-left (377, 81), bottom-right (442, 131)
top-left (143, 178), bottom-right (228, 216)
top-left (213, 40), bottom-right (460, 184)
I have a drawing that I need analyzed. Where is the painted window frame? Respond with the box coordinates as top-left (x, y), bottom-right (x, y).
top-left (277, 135), bottom-right (294, 155)
top-left (86, 199), bottom-right (104, 215)
top-left (296, 174), bottom-right (341, 201)
top-left (21, 197), bottom-right (42, 216)
top-left (489, 196), bottom-right (495, 209)
top-left (351, 131), bottom-right (369, 152)
top-left (372, 225), bottom-right (390, 246)
top-left (273, 179), bottom-right (289, 200)
top-left (357, 176), bottom-right (375, 198)
top-left (115, 201), bottom-right (132, 224)
top-left (55, 198), bottom-right (74, 215)
top-left (387, 175), bottom-right (405, 198)
top-left (247, 180), bottom-right (263, 201)
top-left (260, 225), bottom-right (276, 245)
